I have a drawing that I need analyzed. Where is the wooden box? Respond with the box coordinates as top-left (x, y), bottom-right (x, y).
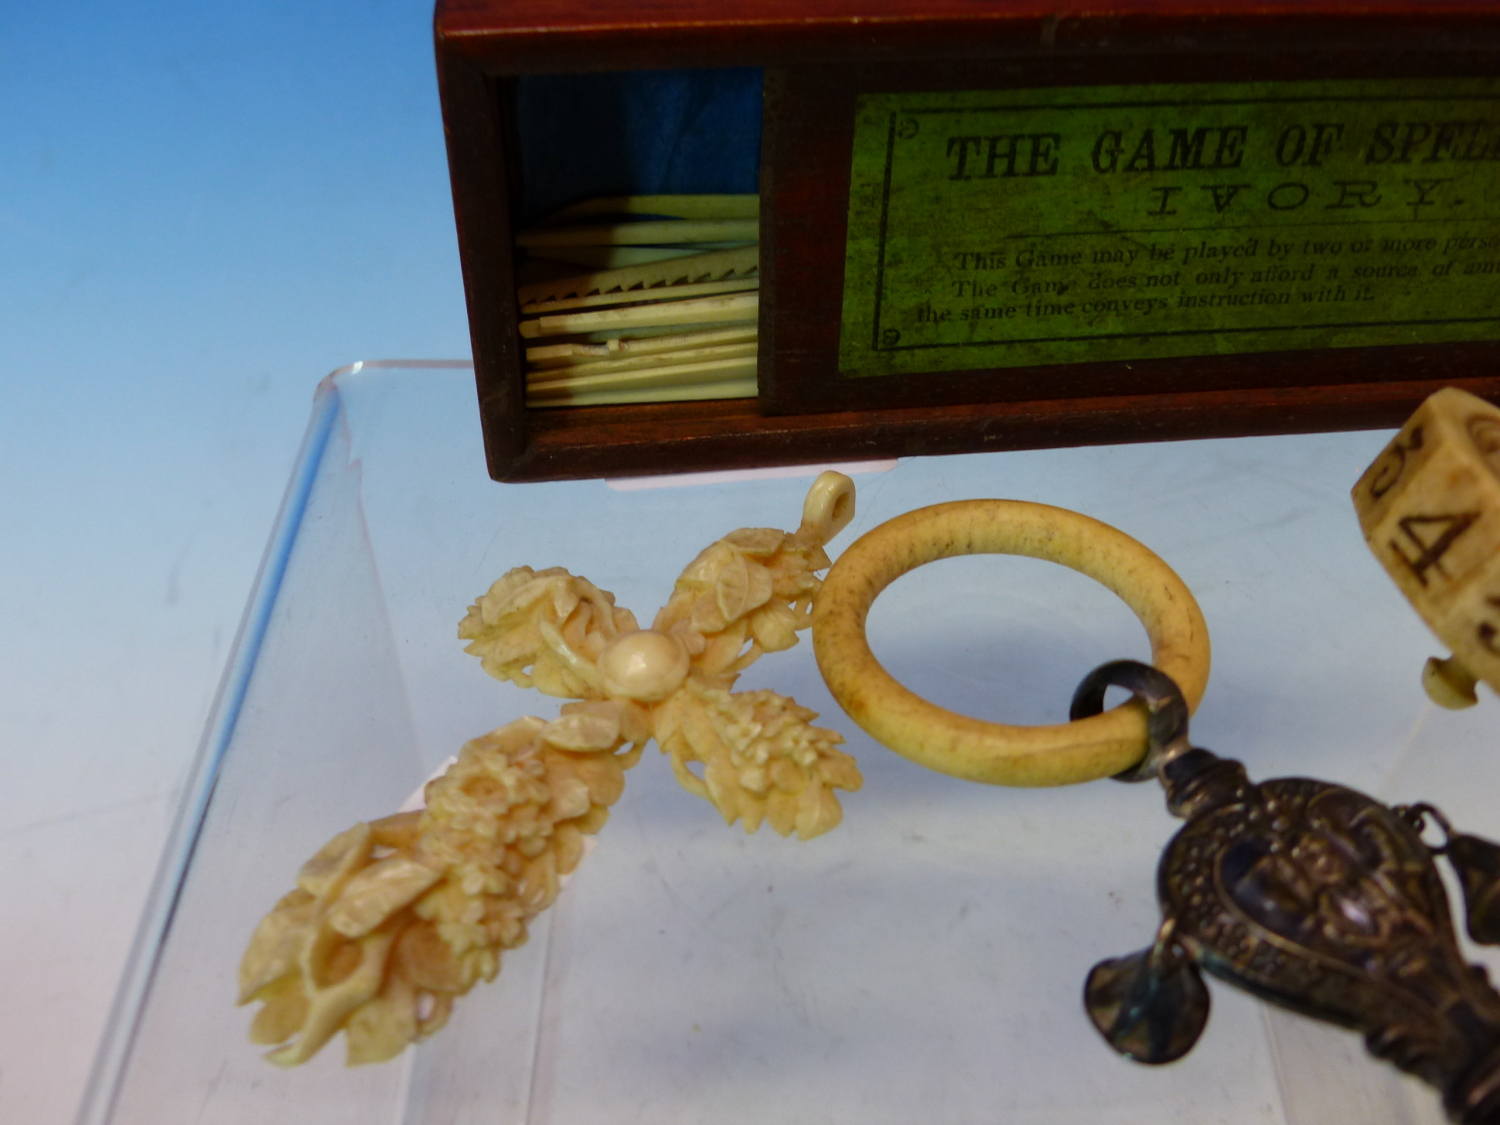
top-left (435, 0), bottom-right (1500, 482)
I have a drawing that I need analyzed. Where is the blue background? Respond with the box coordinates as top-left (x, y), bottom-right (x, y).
top-left (1, 11), bottom-right (770, 1118)
top-left (514, 68), bottom-right (761, 222)
top-left (1, 3), bottom-right (470, 1119)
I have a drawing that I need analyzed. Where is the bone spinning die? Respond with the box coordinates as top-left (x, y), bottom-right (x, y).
top-left (1354, 386), bottom-right (1500, 708)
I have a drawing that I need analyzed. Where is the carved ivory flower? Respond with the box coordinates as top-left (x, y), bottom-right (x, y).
top-left (238, 472), bottom-right (860, 1066)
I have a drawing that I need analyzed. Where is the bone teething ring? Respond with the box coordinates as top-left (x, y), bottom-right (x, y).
top-left (811, 500), bottom-right (1211, 787)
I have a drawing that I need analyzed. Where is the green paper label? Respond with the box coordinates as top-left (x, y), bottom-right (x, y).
top-left (839, 79), bottom-right (1500, 378)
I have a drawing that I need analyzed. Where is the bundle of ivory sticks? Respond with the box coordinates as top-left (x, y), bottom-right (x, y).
top-left (516, 195), bottom-right (760, 407)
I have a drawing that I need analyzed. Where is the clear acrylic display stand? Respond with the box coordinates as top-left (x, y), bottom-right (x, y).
top-left (79, 362), bottom-right (1500, 1125)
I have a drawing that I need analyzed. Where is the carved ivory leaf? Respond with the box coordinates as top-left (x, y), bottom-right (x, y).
top-left (239, 472), bottom-right (862, 1067)
top-left (238, 709), bottom-right (641, 1067)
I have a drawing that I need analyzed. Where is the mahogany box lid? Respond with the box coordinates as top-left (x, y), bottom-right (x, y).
top-left (435, 0), bottom-right (1500, 481)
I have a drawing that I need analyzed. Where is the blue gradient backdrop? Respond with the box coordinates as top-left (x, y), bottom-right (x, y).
top-left (0, 4), bottom-right (472, 1120)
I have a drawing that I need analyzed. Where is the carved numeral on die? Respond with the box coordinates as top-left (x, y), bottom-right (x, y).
top-left (1390, 510), bottom-right (1480, 587)
top-left (1477, 596), bottom-right (1500, 656)
top-left (1369, 424), bottom-right (1426, 501)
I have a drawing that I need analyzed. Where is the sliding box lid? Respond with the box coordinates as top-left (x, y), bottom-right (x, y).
top-left (436, 1), bottom-right (1500, 482)
top-left (436, 0), bottom-right (1500, 48)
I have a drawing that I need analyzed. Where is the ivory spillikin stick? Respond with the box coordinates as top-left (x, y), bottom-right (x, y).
top-left (518, 293), bottom-right (758, 339)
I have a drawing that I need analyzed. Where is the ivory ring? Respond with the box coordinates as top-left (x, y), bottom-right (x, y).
top-left (811, 500), bottom-right (1211, 787)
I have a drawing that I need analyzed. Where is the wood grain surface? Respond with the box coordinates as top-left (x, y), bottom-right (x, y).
top-left (435, 1), bottom-right (1500, 481)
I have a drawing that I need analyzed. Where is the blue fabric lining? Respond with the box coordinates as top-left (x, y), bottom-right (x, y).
top-left (514, 68), bottom-right (763, 224)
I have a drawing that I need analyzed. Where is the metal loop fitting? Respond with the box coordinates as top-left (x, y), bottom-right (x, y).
top-left (1070, 659), bottom-right (1194, 783)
